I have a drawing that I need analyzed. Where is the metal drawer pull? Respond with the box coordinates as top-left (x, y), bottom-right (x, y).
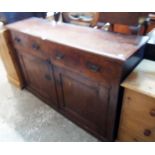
top-left (44, 74), bottom-right (51, 81)
top-left (55, 52), bottom-right (64, 60)
top-left (32, 43), bottom-right (40, 50)
top-left (15, 37), bottom-right (21, 43)
top-left (86, 62), bottom-right (100, 72)
top-left (150, 109), bottom-right (155, 117)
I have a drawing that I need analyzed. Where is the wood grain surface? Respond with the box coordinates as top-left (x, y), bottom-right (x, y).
top-left (6, 17), bottom-right (148, 61)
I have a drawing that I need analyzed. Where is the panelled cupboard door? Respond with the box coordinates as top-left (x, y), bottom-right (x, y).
top-left (54, 65), bottom-right (111, 138)
top-left (17, 52), bottom-right (58, 108)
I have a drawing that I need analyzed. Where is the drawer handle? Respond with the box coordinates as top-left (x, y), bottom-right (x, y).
top-left (15, 37), bottom-right (21, 43)
top-left (144, 129), bottom-right (151, 136)
top-left (86, 61), bottom-right (100, 72)
top-left (150, 109), bottom-right (155, 117)
top-left (55, 52), bottom-right (65, 60)
top-left (32, 43), bottom-right (40, 50)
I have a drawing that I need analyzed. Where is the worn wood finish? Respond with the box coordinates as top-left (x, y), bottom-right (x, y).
top-left (6, 18), bottom-right (148, 141)
top-left (98, 13), bottom-right (149, 26)
top-left (11, 30), bottom-right (48, 60)
top-left (0, 28), bottom-right (23, 88)
top-left (54, 65), bottom-right (110, 139)
top-left (118, 89), bottom-right (155, 142)
top-left (6, 17), bottom-right (148, 61)
top-left (43, 40), bottom-right (121, 83)
top-left (118, 60), bottom-right (155, 141)
top-left (121, 59), bottom-right (155, 98)
top-left (16, 50), bottom-right (58, 108)
top-left (113, 24), bottom-right (145, 35)
top-left (97, 13), bottom-right (150, 35)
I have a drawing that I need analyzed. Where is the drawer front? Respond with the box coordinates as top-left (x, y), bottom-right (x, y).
top-left (10, 30), bottom-right (48, 59)
top-left (10, 30), bottom-right (121, 83)
top-left (122, 89), bottom-right (155, 126)
top-left (118, 126), bottom-right (152, 142)
top-left (118, 121), bottom-right (155, 142)
top-left (118, 89), bottom-right (155, 141)
top-left (43, 41), bottom-right (121, 83)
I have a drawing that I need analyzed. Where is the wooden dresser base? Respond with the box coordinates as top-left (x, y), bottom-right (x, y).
top-left (118, 60), bottom-right (155, 142)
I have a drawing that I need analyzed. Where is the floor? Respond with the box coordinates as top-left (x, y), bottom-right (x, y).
top-left (0, 59), bottom-right (98, 142)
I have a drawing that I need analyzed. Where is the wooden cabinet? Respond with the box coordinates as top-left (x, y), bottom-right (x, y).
top-left (17, 53), bottom-right (58, 108)
top-left (54, 65), bottom-right (110, 139)
top-left (6, 17), bottom-right (148, 141)
top-left (117, 59), bottom-right (155, 142)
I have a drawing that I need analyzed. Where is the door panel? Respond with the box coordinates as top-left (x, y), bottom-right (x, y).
top-left (54, 66), bottom-right (111, 136)
top-left (18, 52), bottom-right (58, 107)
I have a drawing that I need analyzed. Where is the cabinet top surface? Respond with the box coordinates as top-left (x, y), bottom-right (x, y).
top-left (121, 59), bottom-right (155, 98)
top-left (6, 17), bottom-right (148, 61)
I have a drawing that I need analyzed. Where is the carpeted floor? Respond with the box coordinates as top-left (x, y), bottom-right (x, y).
top-left (0, 59), bottom-right (98, 142)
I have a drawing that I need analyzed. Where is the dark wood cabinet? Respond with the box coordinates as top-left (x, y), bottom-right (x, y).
top-left (6, 17), bottom-right (148, 141)
top-left (17, 52), bottom-right (58, 108)
top-left (54, 65), bottom-right (110, 139)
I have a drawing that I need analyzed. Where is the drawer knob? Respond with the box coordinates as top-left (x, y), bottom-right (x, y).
top-left (32, 43), bottom-right (40, 50)
top-left (15, 37), bottom-right (21, 43)
top-left (86, 61), bottom-right (100, 72)
top-left (150, 109), bottom-right (155, 117)
top-left (56, 52), bottom-right (64, 60)
top-left (144, 129), bottom-right (151, 136)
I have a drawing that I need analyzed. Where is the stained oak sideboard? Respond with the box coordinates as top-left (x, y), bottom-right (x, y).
top-left (6, 17), bottom-right (148, 141)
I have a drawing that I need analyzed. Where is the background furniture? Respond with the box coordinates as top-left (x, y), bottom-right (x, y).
top-left (117, 59), bottom-right (155, 141)
top-left (0, 28), bottom-right (23, 88)
top-left (62, 12), bottom-right (151, 35)
top-left (62, 12), bottom-right (99, 27)
top-left (97, 12), bottom-right (149, 35)
top-left (6, 17), bottom-right (148, 141)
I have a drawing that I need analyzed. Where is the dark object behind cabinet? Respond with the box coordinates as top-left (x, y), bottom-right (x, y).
top-left (144, 29), bottom-right (155, 61)
top-left (144, 44), bottom-right (155, 61)
top-left (6, 18), bottom-right (149, 141)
